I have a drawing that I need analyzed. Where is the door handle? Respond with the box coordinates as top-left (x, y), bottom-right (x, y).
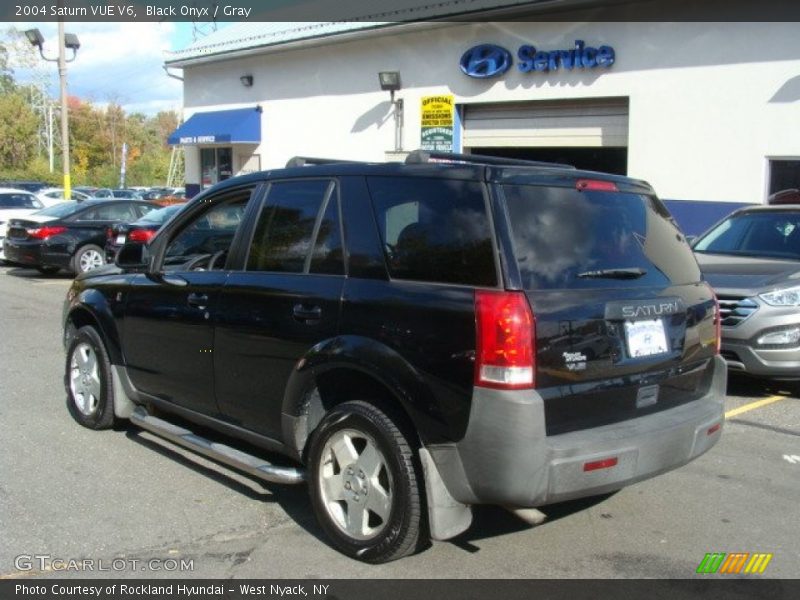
top-left (293, 303), bottom-right (322, 322)
top-left (187, 293), bottom-right (209, 309)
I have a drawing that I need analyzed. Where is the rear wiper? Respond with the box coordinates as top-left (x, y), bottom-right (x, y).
top-left (577, 267), bottom-right (647, 279)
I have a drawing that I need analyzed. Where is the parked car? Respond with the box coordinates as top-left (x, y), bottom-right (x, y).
top-left (105, 203), bottom-right (184, 262)
top-left (0, 180), bottom-right (49, 193)
top-left (4, 199), bottom-right (157, 274)
top-left (154, 189), bottom-right (186, 206)
top-left (61, 152), bottom-right (724, 563)
top-left (110, 189), bottom-right (143, 200)
top-left (37, 187), bottom-right (94, 205)
top-left (694, 204), bottom-right (800, 379)
top-left (0, 188), bottom-right (45, 262)
top-left (92, 188), bottom-right (114, 199)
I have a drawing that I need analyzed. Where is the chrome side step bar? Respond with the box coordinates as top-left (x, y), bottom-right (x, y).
top-left (130, 406), bottom-right (306, 485)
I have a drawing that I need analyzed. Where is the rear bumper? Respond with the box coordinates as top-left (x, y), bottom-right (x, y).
top-left (428, 355), bottom-right (727, 507)
top-left (2, 239), bottom-right (43, 266)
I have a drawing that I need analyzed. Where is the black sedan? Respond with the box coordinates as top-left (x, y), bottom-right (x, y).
top-left (3, 199), bottom-right (157, 275)
top-left (105, 204), bottom-right (184, 262)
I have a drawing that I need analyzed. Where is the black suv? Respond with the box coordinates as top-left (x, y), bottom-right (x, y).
top-left (62, 152), bottom-right (726, 563)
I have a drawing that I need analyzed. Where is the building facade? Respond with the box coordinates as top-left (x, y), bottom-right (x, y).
top-left (166, 19), bottom-right (800, 232)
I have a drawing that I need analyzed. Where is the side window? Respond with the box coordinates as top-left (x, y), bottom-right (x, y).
top-left (0, 194), bottom-right (41, 209)
top-left (246, 179), bottom-right (342, 274)
top-left (163, 189), bottom-right (252, 270)
top-left (78, 203), bottom-right (137, 221)
top-left (367, 177), bottom-right (497, 287)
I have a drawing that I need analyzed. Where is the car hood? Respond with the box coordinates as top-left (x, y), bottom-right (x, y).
top-left (695, 252), bottom-right (800, 295)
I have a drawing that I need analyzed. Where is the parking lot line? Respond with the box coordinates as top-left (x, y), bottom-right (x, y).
top-left (725, 394), bottom-right (788, 419)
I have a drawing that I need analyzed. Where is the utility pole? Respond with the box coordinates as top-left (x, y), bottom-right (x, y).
top-left (57, 20), bottom-right (71, 199)
top-left (24, 21), bottom-right (80, 196)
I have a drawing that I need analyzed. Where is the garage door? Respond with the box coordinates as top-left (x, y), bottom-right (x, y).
top-left (462, 97), bottom-right (629, 148)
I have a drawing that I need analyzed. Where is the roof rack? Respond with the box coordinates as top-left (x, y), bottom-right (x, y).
top-left (405, 150), bottom-right (575, 170)
top-left (285, 156), bottom-right (362, 168)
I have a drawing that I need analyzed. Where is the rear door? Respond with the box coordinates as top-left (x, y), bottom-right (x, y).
top-left (214, 178), bottom-right (345, 440)
top-left (498, 180), bottom-right (717, 435)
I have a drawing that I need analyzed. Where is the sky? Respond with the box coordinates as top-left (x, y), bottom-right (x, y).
top-left (5, 21), bottom-right (209, 116)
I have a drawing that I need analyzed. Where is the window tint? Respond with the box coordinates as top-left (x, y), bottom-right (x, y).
top-left (694, 210), bottom-right (800, 260)
top-left (0, 193), bottom-right (41, 209)
top-left (503, 185), bottom-right (701, 289)
top-left (77, 203), bottom-right (137, 221)
top-left (367, 177), bottom-right (497, 287)
top-left (246, 180), bottom-right (333, 273)
top-left (164, 190), bottom-right (250, 269)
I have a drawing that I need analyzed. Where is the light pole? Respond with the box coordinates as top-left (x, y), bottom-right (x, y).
top-left (24, 25), bottom-right (80, 199)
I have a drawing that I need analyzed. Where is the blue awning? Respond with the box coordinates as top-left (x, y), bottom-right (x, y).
top-left (167, 107), bottom-right (261, 145)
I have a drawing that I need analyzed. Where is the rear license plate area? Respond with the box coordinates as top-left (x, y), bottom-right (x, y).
top-left (624, 318), bottom-right (669, 358)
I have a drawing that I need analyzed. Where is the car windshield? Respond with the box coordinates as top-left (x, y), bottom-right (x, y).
top-left (35, 201), bottom-right (82, 218)
top-left (135, 204), bottom-right (181, 225)
top-left (693, 211), bottom-right (800, 260)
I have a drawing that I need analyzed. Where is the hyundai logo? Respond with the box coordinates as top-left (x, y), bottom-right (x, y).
top-left (460, 44), bottom-right (512, 79)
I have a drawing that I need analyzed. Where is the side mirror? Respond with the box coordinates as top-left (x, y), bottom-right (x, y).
top-left (115, 242), bottom-right (149, 270)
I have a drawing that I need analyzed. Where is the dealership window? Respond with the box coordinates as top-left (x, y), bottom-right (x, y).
top-left (769, 159), bottom-right (800, 196)
top-left (200, 147), bottom-right (234, 189)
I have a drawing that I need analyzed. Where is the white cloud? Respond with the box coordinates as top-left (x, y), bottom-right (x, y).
top-left (7, 22), bottom-right (184, 116)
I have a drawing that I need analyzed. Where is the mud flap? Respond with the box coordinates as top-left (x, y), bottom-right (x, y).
top-left (419, 447), bottom-right (473, 540)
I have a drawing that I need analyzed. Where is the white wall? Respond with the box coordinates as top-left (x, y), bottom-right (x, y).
top-left (182, 22), bottom-right (800, 203)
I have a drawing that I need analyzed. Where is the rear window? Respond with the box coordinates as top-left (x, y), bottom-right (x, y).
top-left (35, 201), bottom-right (81, 218)
top-left (502, 184), bottom-right (700, 289)
top-left (367, 177), bottom-right (497, 287)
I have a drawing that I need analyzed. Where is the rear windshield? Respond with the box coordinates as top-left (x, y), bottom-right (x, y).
top-left (35, 201), bottom-right (82, 218)
top-left (502, 184), bottom-right (700, 289)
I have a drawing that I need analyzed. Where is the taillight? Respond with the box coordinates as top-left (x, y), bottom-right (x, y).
top-left (106, 227), bottom-right (114, 241)
top-left (127, 229), bottom-right (155, 243)
top-left (704, 283), bottom-right (721, 354)
top-left (576, 179), bottom-right (618, 192)
top-left (27, 226), bottom-right (67, 240)
top-left (474, 290), bottom-right (536, 389)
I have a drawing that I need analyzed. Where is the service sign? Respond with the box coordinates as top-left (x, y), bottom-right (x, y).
top-left (420, 95), bottom-right (455, 152)
top-left (460, 40), bottom-right (615, 79)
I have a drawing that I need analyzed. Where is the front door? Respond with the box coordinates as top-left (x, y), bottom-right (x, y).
top-left (122, 187), bottom-right (255, 415)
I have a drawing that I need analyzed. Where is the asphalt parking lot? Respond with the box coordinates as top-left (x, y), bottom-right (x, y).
top-left (1, 264), bottom-right (798, 580)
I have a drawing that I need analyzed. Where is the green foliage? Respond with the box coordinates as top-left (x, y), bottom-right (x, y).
top-left (0, 30), bottom-right (180, 186)
top-left (0, 89), bottom-right (39, 170)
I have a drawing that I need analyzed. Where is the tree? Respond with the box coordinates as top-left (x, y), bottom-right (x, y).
top-left (0, 89), bottom-right (38, 170)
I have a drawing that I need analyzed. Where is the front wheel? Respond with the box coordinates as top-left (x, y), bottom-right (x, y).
top-left (65, 326), bottom-right (116, 429)
top-left (307, 401), bottom-right (424, 563)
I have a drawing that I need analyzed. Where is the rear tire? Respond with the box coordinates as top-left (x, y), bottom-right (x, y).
top-left (71, 244), bottom-right (105, 274)
top-left (307, 400), bottom-right (424, 563)
top-left (65, 326), bottom-right (116, 430)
